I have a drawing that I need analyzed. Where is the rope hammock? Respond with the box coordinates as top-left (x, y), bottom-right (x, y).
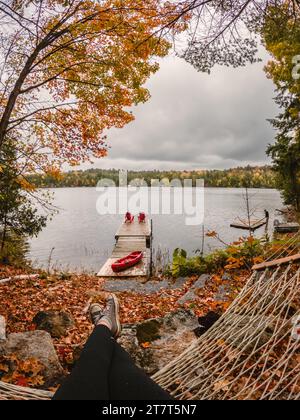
top-left (0, 382), bottom-right (53, 400)
top-left (153, 264), bottom-right (300, 400)
top-left (152, 234), bottom-right (300, 400)
top-left (1, 236), bottom-right (299, 400)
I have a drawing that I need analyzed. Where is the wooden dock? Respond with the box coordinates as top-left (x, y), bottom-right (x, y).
top-left (230, 218), bottom-right (268, 231)
top-left (97, 219), bottom-right (152, 278)
top-left (274, 222), bottom-right (300, 234)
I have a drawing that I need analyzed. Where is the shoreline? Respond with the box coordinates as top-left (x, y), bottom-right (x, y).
top-left (34, 185), bottom-right (279, 190)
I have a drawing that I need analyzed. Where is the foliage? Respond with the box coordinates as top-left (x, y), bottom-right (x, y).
top-left (0, 232), bottom-right (29, 267)
top-left (171, 236), bottom-right (264, 277)
top-left (267, 136), bottom-right (300, 210)
top-left (0, 138), bottom-right (47, 263)
top-left (181, 1), bottom-right (300, 73)
top-left (28, 165), bottom-right (277, 189)
top-left (0, 0), bottom-right (188, 172)
top-left (0, 355), bottom-right (45, 388)
top-left (1, 1), bottom-right (298, 174)
top-left (262, 4), bottom-right (300, 210)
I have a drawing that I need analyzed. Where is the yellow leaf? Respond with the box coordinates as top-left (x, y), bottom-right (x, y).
top-left (213, 380), bottom-right (231, 392)
top-left (17, 177), bottom-right (36, 192)
top-left (29, 375), bottom-right (45, 387)
top-left (0, 363), bottom-right (9, 373)
top-left (253, 257), bottom-right (264, 265)
top-left (206, 231), bottom-right (218, 238)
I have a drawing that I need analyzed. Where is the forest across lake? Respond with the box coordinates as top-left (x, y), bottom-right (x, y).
top-left (28, 165), bottom-right (276, 189)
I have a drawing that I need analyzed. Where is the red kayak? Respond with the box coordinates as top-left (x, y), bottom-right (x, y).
top-left (111, 251), bottom-right (143, 273)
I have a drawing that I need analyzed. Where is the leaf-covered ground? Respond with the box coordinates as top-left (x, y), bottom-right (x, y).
top-left (0, 264), bottom-right (249, 389)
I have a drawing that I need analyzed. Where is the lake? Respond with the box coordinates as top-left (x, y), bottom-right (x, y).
top-left (28, 187), bottom-right (283, 273)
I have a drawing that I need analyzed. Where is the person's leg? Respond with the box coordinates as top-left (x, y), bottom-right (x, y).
top-left (53, 295), bottom-right (172, 401)
top-left (108, 340), bottom-right (172, 400)
top-left (53, 325), bottom-right (113, 401)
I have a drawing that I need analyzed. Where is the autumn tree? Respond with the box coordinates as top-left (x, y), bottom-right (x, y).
top-left (0, 0), bottom-right (192, 257)
top-left (1, 1), bottom-right (299, 174)
top-left (0, 0), bottom-right (192, 175)
top-left (0, 3), bottom-right (297, 173)
top-left (262, 3), bottom-right (300, 210)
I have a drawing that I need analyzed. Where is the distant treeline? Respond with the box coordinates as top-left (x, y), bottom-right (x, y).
top-left (28, 165), bottom-right (277, 189)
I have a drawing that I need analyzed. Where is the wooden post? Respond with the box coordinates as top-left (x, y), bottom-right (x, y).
top-left (0, 315), bottom-right (6, 341)
top-left (245, 187), bottom-right (253, 237)
top-left (252, 253), bottom-right (300, 271)
top-left (200, 224), bottom-right (205, 256)
top-left (150, 219), bottom-right (153, 278)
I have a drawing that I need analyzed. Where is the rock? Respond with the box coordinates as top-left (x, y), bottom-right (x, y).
top-left (177, 274), bottom-right (210, 304)
top-left (168, 277), bottom-right (189, 289)
top-left (177, 290), bottom-right (196, 304)
top-left (33, 311), bottom-right (74, 338)
top-left (215, 284), bottom-right (231, 302)
top-left (103, 277), bottom-right (188, 295)
top-left (195, 311), bottom-right (222, 336)
top-left (224, 315), bottom-right (280, 352)
top-left (0, 331), bottom-right (64, 387)
top-left (118, 309), bottom-right (199, 375)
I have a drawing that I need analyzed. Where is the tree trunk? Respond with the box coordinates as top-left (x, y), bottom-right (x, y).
top-left (1, 216), bottom-right (8, 253)
top-left (0, 46), bottom-right (43, 148)
top-left (0, 12), bottom-right (74, 150)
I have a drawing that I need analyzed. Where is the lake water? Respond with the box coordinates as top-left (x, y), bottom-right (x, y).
top-left (28, 187), bottom-right (283, 273)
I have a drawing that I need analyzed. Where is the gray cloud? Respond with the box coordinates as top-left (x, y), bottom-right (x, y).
top-left (80, 51), bottom-right (278, 171)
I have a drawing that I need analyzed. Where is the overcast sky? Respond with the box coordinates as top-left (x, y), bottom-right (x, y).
top-left (81, 51), bottom-right (279, 171)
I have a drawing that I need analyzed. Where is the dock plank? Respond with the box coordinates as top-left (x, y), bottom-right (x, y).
top-left (112, 239), bottom-right (146, 258)
top-left (115, 220), bottom-right (151, 239)
top-left (231, 218), bottom-right (267, 231)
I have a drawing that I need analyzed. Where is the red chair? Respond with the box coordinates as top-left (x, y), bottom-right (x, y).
top-left (138, 212), bottom-right (146, 223)
top-left (125, 212), bottom-right (134, 223)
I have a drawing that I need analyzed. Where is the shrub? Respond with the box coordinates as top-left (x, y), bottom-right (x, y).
top-left (171, 237), bottom-right (265, 277)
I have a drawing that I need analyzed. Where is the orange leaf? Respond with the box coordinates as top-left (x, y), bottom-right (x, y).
top-left (206, 231), bottom-right (218, 238)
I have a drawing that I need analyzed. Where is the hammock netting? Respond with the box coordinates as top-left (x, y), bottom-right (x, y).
top-left (1, 236), bottom-right (300, 400)
top-left (153, 264), bottom-right (300, 400)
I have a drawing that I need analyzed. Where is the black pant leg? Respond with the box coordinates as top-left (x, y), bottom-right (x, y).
top-left (53, 325), bottom-right (172, 401)
top-left (108, 343), bottom-right (173, 400)
top-left (53, 326), bottom-right (113, 400)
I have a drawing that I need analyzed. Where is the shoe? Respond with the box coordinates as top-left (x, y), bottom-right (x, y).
top-left (90, 295), bottom-right (121, 338)
top-left (89, 303), bottom-right (103, 326)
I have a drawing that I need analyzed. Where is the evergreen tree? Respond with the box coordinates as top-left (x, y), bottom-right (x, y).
top-left (0, 139), bottom-right (47, 263)
top-left (262, 5), bottom-right (300, 210)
